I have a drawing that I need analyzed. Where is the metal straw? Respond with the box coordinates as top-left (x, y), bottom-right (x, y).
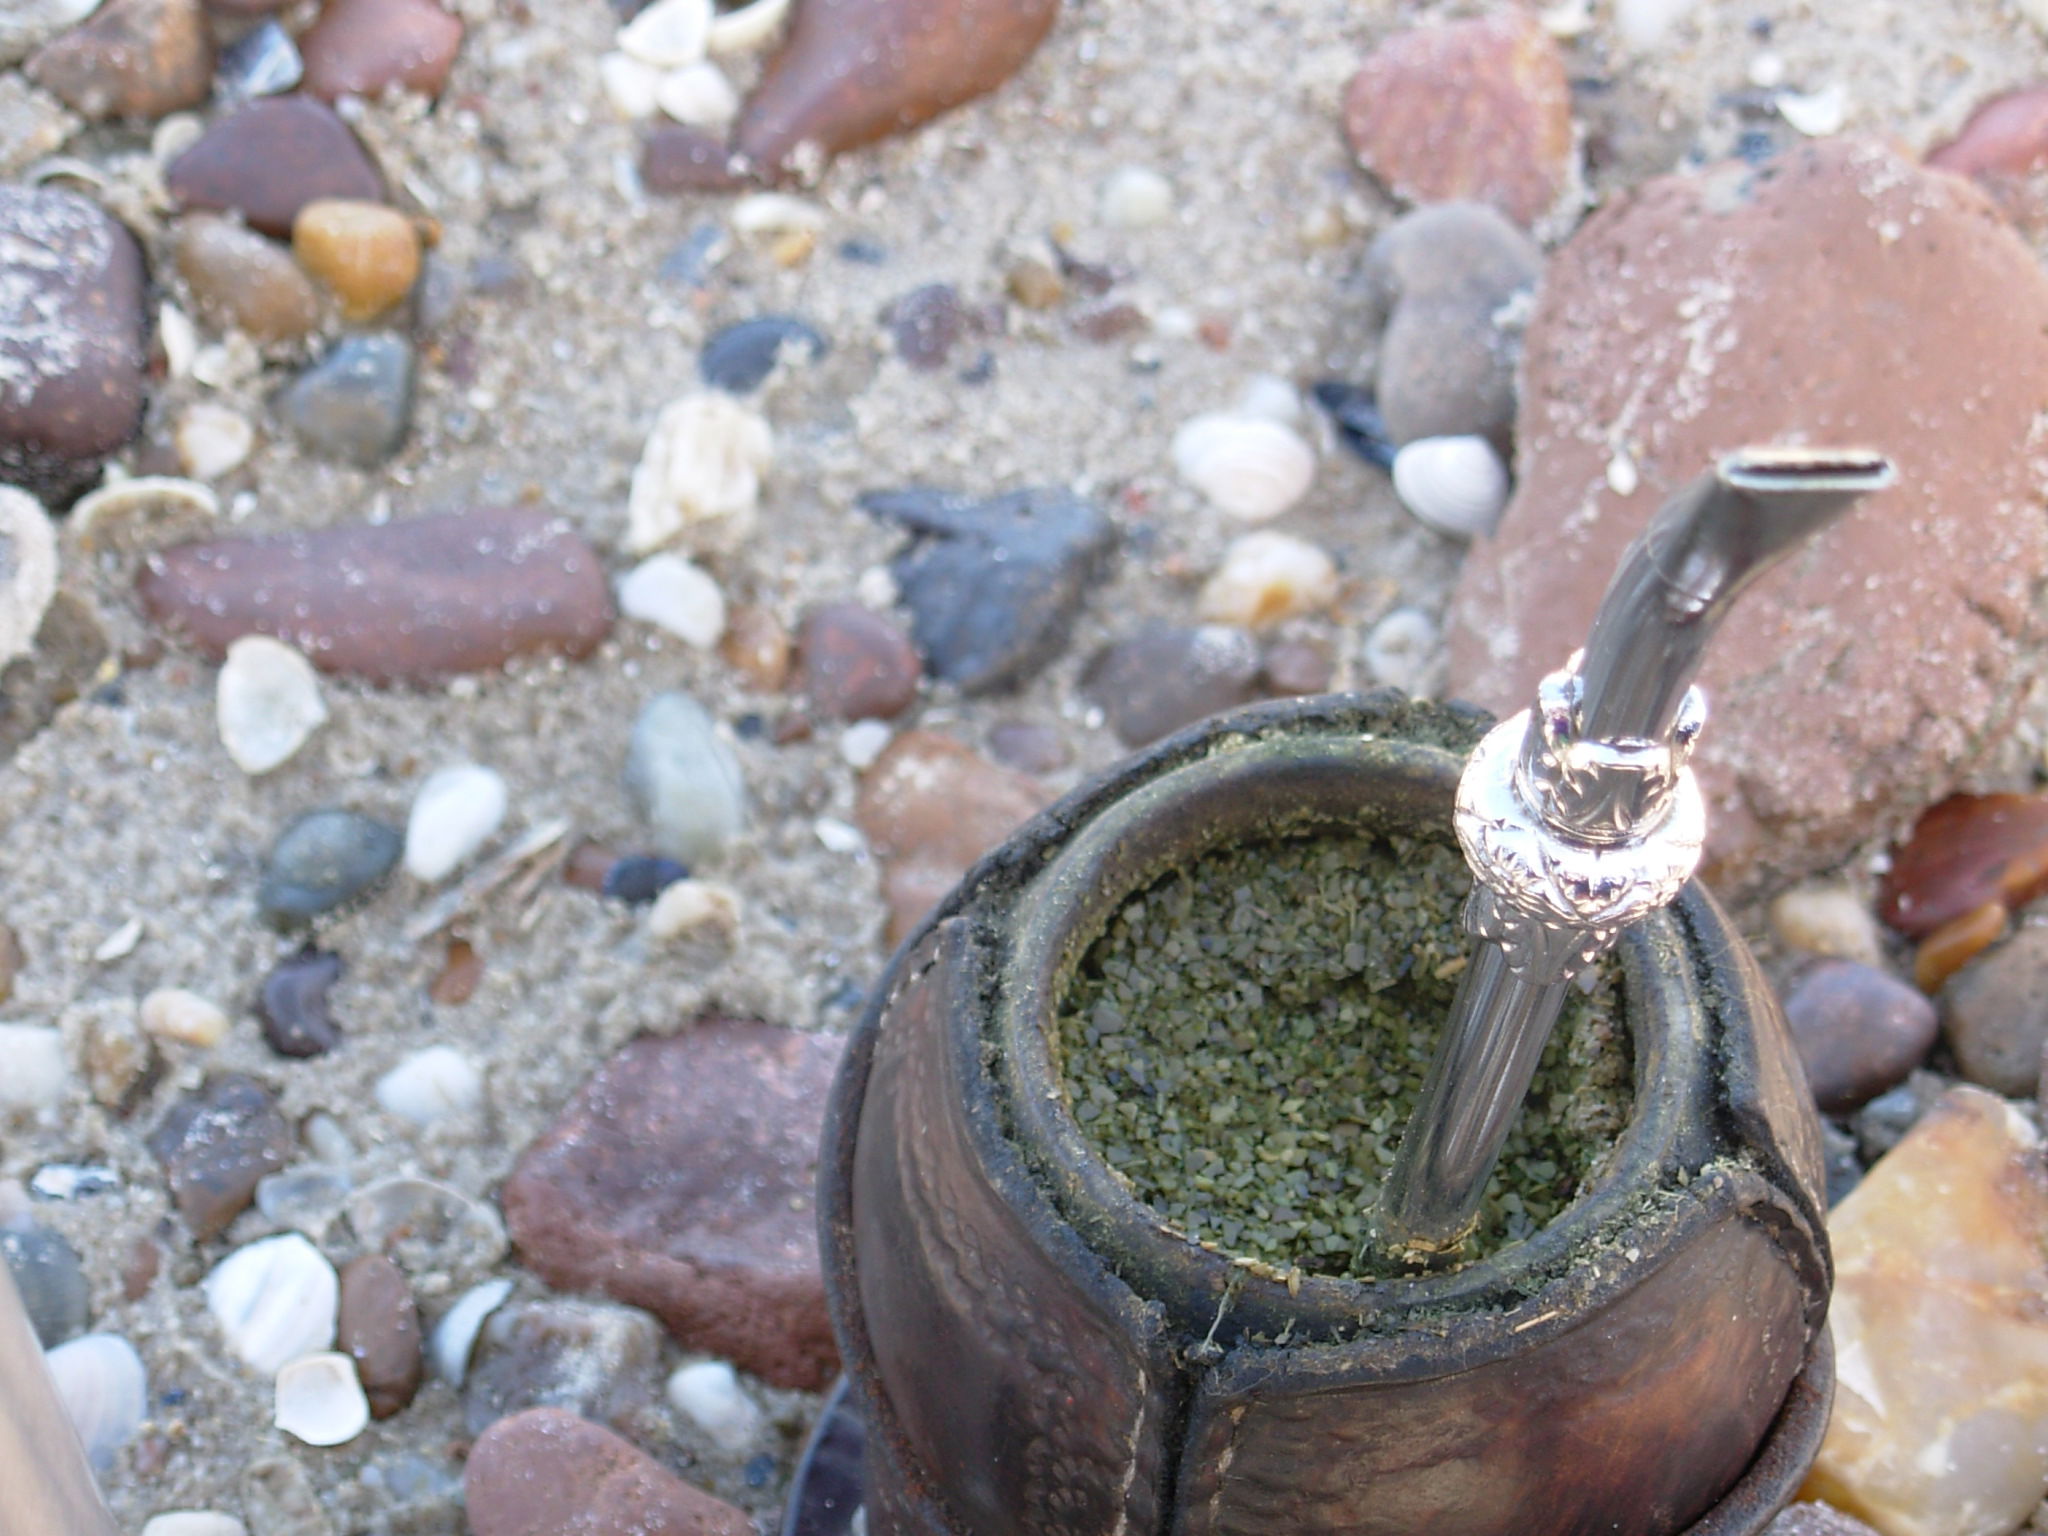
top-left (0, 1262), bottom-right (120, 1536)
top-left (1374, 446), bottom-right (1895, 1261)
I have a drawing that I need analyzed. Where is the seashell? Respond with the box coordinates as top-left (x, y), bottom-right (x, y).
top-left (667, 1359), bottom-right (764, 1453)
top-left (174, 403), bottom-right (256, 482)
top-left (617, 0), bottom-right (711, 68)
top-left (839, 719), bottom-right (892, 770)
top-left (1171, 412), bottom-right (1316, 523)
top-left (403, 764), bottom-right (509, 883)
top-left (1098, 165), bottom-right (1174, 230)
top-left (598, 50), bottom-right (662, 119)
top-left (139, 987), bottom-right (231, 1048)
top-left (255, 1165), bottom-right (354, 1239)
top-left (93, 917), bottom-right (142, 962)
top-left (429, 1276), bottom-right (513, 1387)
top-left (158, 302), bottom-right (198, 380)
top-left (626, 393), bottom-right (773, 557)
top-left (617, 553), bottom-right (727, 649)
top-left (44, 1332), bottom-right (147, 1472)
top-left (217, 635), bottom-right (329, 776)
top-left (646, 879), bottom-right (743, 942)
top-left (1777, 83), bottom-right (1849, 139)
top-left (204, 1232), bottom-right (338, 1376)
top-left (25, 156), bottom-right (110, 190)
top-left (0, 487), bottom-right (58, 668)
top-left (728, 192), bottom-right (828, 237)
top-left (656, 60), bottom-right (740, 129)
top-left (374, 1047), bottom-right (483, 1128)
top-left (1390, 435), bottom-right (1511, 539)
top-left (347, 1176), bottom-right (507, 1279)
top-left (274, 1352), bottom-right (370, 1447)
top-left (1362, 606), bottom-right (1444, 697)
top-left (142, 1514), bottom-right (249, 1536)
top-left (706, 0), bottom-right (790, 55)
top-left (1195, 532), bottom-right (1338, 631)
top-left (68, 475), bottom-right (219, 565)
top-left (27, 1164), bottom-right (118, 1200)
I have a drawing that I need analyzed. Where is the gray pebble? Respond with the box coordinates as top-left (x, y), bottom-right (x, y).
top-left (624, 693), bottom-right (746, 865)
top-left (1782, 958), bottom-right (1937, 1114)
top-left (259, 810), bottom-right (402, 928)
top-left (699, 315), bottom-right (828, 394)
top-left (1817, 1118), bottom-right (1862, 1208)
top-left (274, 335), bottom-right (416, 468)
top-left (217, 20), bottom-right (302, 101)
top-left (1942, 918), bottom-right (2048, 1097)
top-left (0, 1219), bottom-right (88, 1346)
top-left (1851, 1069), bottom-right (1950, 1164)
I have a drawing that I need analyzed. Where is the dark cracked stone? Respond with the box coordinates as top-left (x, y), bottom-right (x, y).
top-left (146, 1074), bottom-right (293, 1240)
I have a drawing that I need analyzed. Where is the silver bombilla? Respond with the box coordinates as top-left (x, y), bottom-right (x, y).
top-left (1374, 446), bottom-right (1897, 1261)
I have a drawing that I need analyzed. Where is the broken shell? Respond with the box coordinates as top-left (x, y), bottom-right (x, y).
top-left (1390, 434), bottom-right (1511, 539)
top-left (274, 1351), bottom-right (370, 1446)
top-left (44, 1332), bottom-right (147, 1473)
top-left (656, 60), bottom-right (740, 128)
top-left (1778, 83), bottom-right (1849, 138)
top-left (1195, 531), bottom-right (1338, 631)
top-left (175, 403), bottom-right (256, 481)
top-left (68, 475), bottom-right (219, 563)
top-left (627, 393), bottom-right (773, 556)
top-left (375, 1046), bottom-right (483, 1127)
top-left (347, 1175), bottom-right (507, 1279)
top-left (707, 0), bottom-right (790, 55)
top-left (618, 553), bottom-right (727, 648)
top-left (667, 1359), bottom-right (764, 1452)
top-left (429, 1276), bottom-right (513, 1386)
top-left (1171, 412), bottom-right (1316, 522)
top-left (728, 192), bottom-right (828, 237)
top-left (403, 763), bottom-right (509, 883)
top-left (204, 1232), bottom-right (339, 1376)
top-left (617, 0), bottom-right (711, 68)
top-left (598, 50), bottom-right (662, 119)
top-left (217, 635), bottom-right (329, 775)
top-left (646, 878), bottom-right (743, 940)
top-left (0, 486), bottom-right (58, 666)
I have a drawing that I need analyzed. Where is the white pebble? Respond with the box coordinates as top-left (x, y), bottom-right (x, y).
top-left (627, 393), bottom-right (773, 556)
top-left (1099, 165), bottom-right (1175, 230)
top-left (375, 1046), bottom-right (482, 1127)
top-left (1234, 374), bottom-right (1302, 424)
top-left (139, 988), bottom-right (230, 1048)
top-left (1778, 83), bottom-right (1849, 138)
top-left (1172, 412), bottom-right (1316, 522)
top-left (217, 635), bottom-right (328, 775)
top-left (706, 0), bottom-right (789, 54)
top-left (656, 59), bottom-right (740, 128)
top-left (1747, 51), bottom-right (1787, 89)
top-left (1362, 607), bottom-right (1444, 697)
top-left (1605, 449), bottom-right (1640, 497)
top-left (93, 917), bottom-right (143, 962)
top-left (647, 879), bottom-right (743, 941)
top-left (142, 1515), bottom-right (249, 1536)
top-left (729, 192), bottom-right (828, 237)
top-left (1390, 436), bottom-right (1511, 540)
top-left (618, 553), bottom-right (727, 648)
top-left (403, 764), bottom-right (509, 883)
top-left (44, 1333), bottom-right (146, 1473)
top-left (0, 485), bottom-right (58, 668)
top-left (430, 1277), bottom-right (513, 1386)
top-left (0, 1024), bottom-right (68, 1111)
top-left (174, 403), bottom-right (255, 481)
top-left (1195, 532), bottom-right (1337, 631)
top-left (814, 816), bottom-right (865, 855)
top-left (274, 1352), bottom-right (370, 1447)
top-left (598, 50), bottom-right (662, 118)
top-left (1613, 0), bottom-right (1695, 50)
top-left (616, 0), bottom-right (710, 67)
top-left (854, 564), bottom-right (898, 610)
top-left (667, 1359), bottom-right (764, 1453)
top-left (1770, 885), bottom-right (1885, 966)
top-left (839, 719), bottom-right (893, 769)
top-left (204, 1233), bottom-right (338, 1376)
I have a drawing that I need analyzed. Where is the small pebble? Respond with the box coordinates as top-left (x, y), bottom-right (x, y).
top-left (258, 947), bottom-right (344, 1059)
top-left (375, 1046), bottom-right (482, 1127)
top-left (71, 998), bottom-right (156, 1110)
top-left (430, 1276), bottom-right (513, 1386)
top-left (813, 816), bottom-right (863, 854)
top-left (216, 19), bottom-right (300, 99)
top-left (0, 1219), bottom-right (89, 1346)
top-left (146, 1074), bottom-right (292, 1238)
top-left (646, 879), bottom-right (742, 941)
top-left (1390, 435), bottom-right (1511, 539)
top-left (601, 855), bottom-right (690, 905)
top-left (1913, 900), bottom-right (2010, 994)
top-left (698, 314), bottom-right (828, 394)
top-left (141, 1515), bottom-right (248, 1536)
top-left (1261, 637), bottom-right (1335, 697)
top-left (217, 635), bottom-right (328, 775)
top-left (166, 96), bottom-right (384, 238)
top-left (1782, 958), bottom-right (1939, 1114)
top-left (0, 1024), bottom-right (68, 1112)
top-left (1943, 919), bottom-right (2048, 1097)
top-left (1851, 1070), bottom-right (1948, 1164)
top-left (626, 392), bottom-right (773, 556)
top-left (171, 214), bottom-right (324, 343)
top-left (297, 0), bottom-right (464, 100)
top-left (617, 553), bottom-right (727, 649)
top-left (1005, 254), bottom-right (1064, 309)
top-left (1771, 884), bottom-right (1886, 966)
top-left (204, 1232), bottom-right (339, 1376)
top-left (839, 718), bottom-right (893, 769)
top-left (463, 1298), bottom-right (663, 1436)
top-left (175, 402), bottom-right (256, 480)
top-left (720, 605), bottom-right (791, 691)
top-left (1171, 411), bottom-right (1316, 522)
top-left (796, 602), bottom-right (923, 721)
top-left (642, 121), bottom-right (743, 194)
top-left (986, 719), bottom-right (1068, 774)
top-left (338, 1254), bottom-right (422, 1419)
top-left (44, 1332), bottom-right (147, 1472)
top-left (1081, 624), bottom-right (1262, 748)
top-left (291, 199), bottom-right (421, 323)
top-left (1098, 165), bottom-right (1175, 230)
top-left (259, 809), bottom-right (402, 928)
top-left (274, 1352), bottom-right (370, 1447)
top-left (1362, 607), bottom-right (1444, 696)
top-left (1196, 532), bottom-right (1337, 630)
top-left (254, 1165), bottom-right (353, 1237)
top-left (139, 987), bottom-right (230, 1048)
top-left (25, 0), bottom-right (213, 122)
top-left (667, 1359), bottom-right (764, 1453)
top-left (404, 764), bottom-right (509, 883)
top-left (274, 334), bottom-right (416, 468)
top-left (625, 693), bottom-right (748, 864)
top-left (886, 283), bottom-right (966, 371)
top-left (429, 936), bottom-right (484, 1006)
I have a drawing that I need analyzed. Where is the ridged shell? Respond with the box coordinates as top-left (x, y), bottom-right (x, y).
top-left (1171, 412), bottom-right (1316, 522)
top-left (1390, 434), bottom-right (1511, 539)
top-left (44, 1332), bottom-right (147, 1472)
top-left (204, 1233), bottom-right (338, 1376)
top-left (0, 487), bottom-right (57, 667)
top-left (274, 1352), bottom-right (370, 1446)
top-left (430, 1277), bottom-right (513, 1387)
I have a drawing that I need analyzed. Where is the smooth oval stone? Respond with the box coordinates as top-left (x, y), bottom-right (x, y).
top-left (699, 315), bottom-right (828, 393)
top-left (337, 1254), bottom-right (421, 1419)
top-left (624, 693), bottom-right (746, 865)
top-left (1782, 958), bottom-right (1938, 1115)
top-left (884, 282), bottom-right (964, 370)
top-left (1942, 920), bottom-right (2048, 1097)
top-left (0, 1219), bottom-right (89, 1346)
top-left (146, 1074), bottom-right (294, 1240)
top-left (1081, 623), bottom-right (1262, 748)
top-left (136, 507), bottom-right (615, 684)
top-left (274, 333), bottom-right (415, 467)
top-left (259, 809), bottom-right (401, 928)
top-left (171, 214), bottom-right (325, 343)
top-left (601, 855), bottom-right (689, 906)
top-left (166, 95), bottom-right (385, 237)
top-left (257, 947), bottom-right (344, 1057)
top-left (298, 0), bottom-right (463, 101)
top-left (291, 199), bottom-right (421, 323)
top-left (794, 602), bottom-right (922, 721)
top-left (985, 718), bottom-right (1067, 775)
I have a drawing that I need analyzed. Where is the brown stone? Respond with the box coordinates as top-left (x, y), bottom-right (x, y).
top-left (719, 604), bottom-right (790, 691)
top-left (732, 0), bottom-right (1059, 181)
top-left (429, 936), bottom-right (483, 1006)
top-left (145, 1074), bottom-right (293, 1241)
top-left (1445, 140), bottom-right (2048, 892)
top-left (1261, 637), bottom-right (1334, 697)
top-left (641, 123), bottom-right (746, 195)
top-left (1342, 8), bottom-right (1574, 229)
top-left (136, 507), bottom-right (615, 685)
top-left (290, 199), bottom-right (421, 322)
top-left (337, 1254), bottom-right (422, 1419)
top-left (0, 186), bottom-right (148, 504)
top-left (166, 95), bottom-right (385, 238)
top-left (0, 923), bottom-right (19, 1005)
top-left (1781, 959), bottom-right (1937, 1115)
top-left (298, 0), bottom-right (463, 102)
top-left (25, 0), bottom-right (211, 121)
top-left (465, 1408), bottom-right (751, 1536)
top-left (171, 214), bottom-right (326, 343)
top-left (501, 1021), bottom-right (845, 1390)
top-left (1080, 623), bottom-right (1262, 748)
top-left (795, 601), bottom-right (922, 720)
top-left (1913, 900), bottom-right (2010, 995)
top-left (1877, 792), bottom-right (2048, 939)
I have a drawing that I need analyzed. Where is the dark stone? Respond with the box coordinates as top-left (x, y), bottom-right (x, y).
top-left (297, 0), bottom-right (462, 101)
top-left (860, 486), bottom-right (1116, 694)
top-left (794, 602), bottom-right (923, 721)
top-left (166, 95), bottom-right (385, 237)
top-left (24, 0), bottom-right (213, 121)
top-left (0, 1220), bottom-right (89, 1346)
top-left (1942, 918), bottom-right (2048, 1097)
top-left (1312, 381), bottom-right (1397, 470)
top-left (1261, 638), bottom-right (1335, 697)
top-left (1781, 958), bottom-right (1938, 1114)
top-left (465, 1408), bottom-right (752, 1536)
top-left (699, 315), bottom-right (828, 394)
top-left (258, 809), bottom-right (401, 928)
top-left (1850, 1069), bottom-right (1949, 1165)
top-left (1081, 623), bottom-right (1262, 747)
top-left (146, 1074), bottom-right (293, 1240)
top-left (1817, 1119), bottom-right (1861, 1209)
top-left (257, 947), bottom-right (344, 1058)
top-left (601, 856), bottom-right (689, 906)
top-left (462, 1299), bottom-right (662, 1437)
top-left (884, 283), bottom-right (964, 371)
top-left (338, 1253), bottom-right (422, 1419)
top-left (274, 333), bottom-right (415, 467)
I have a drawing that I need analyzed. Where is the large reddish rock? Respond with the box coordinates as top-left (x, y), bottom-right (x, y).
top-left (1446, 139), bottom-right (2048, 891)
top-left (501, 1022), bottom-right (844, 1390)
top-left (165, 95), bottom-right (384, 237)
top-left (298, 0), bottom-right (463, 102)
top-left (465, 1408), bottom-right (751, 1536)
top-left (24, 0), bottom-right (213, 121)
top-left (136, 507), bottom-right (614, 684)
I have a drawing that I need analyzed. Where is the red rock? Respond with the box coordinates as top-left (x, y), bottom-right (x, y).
top-left (1342, 8), bottom-right (1574, 229)
top-left (795, 602), bottom-right (922, 720)
top-left (1878, 793), bottom-right (2048, 938)
top-left (136, 507), bottom-right (614, 685)
top-left (166, 95), bottom-right (385, 237)
top-left (338, 1254), bottom-right (422, 1419)
top-left (0, 186), bottom-right (148, 504)
top-left (732, 0), bottom-right (1059, 181)
top-left (145, 1074), bottom-right (293, 1241)
top-left (429, 936), bottom-right (483, 1006)
top-left (25, 0), bottom-right (212, 121)
top-left (1445, 140), bottom-right (2048, 892)
top-left (298, 0), bottom-right (463, 102)
top-left (500, 1022), bottom-right (844, 1390)
top-left (465, 1408), bottom-right (751, 1536)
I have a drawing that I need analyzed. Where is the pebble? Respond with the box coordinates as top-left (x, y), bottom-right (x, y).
top-left (667, 1359), bottom-right (763, 1453)
top-left (698, 314), bottom-right (828, 393)
top-left (142, 1516), bottom-right (249, 1536)
top-left (1781, 959), bottom-right (1938, 1115)
top-left (795, 602), bottom-right (922, 721)
top-left (170, 214), bottom-right (325, 343)
top-left (429, 1276), bottom-right (512, 1386)
top-left (463, 1298), bottom-right (663, 1436)
top-left (0, 1218), bottom-right (88, 1345)
top-left (618, 0), bottom-right (711, 68)
top-left (0, 924), bottom-right (18, 1004)
top-left (502, 1022), bottom-right (845, 1388)
top-left (259, 809), bottom-right (401, 927)
top-left (174, 402), bottom-right (256, 480)
top-left (839, 718), bottom-right (892, 769)
top-left (1446, 140), bottom-right (2048, 891)
top-left (641, 122), bottom-right (743, 194)
top-left (0, 488), bottom-right (58, 667)
top-left (1390, 435), bottom-right (1511, 539)
top-left (1081, 624), bottom-right (1262, 747)
top-left (44, 1332), bottom-right (147, 1472)
top-left (646, 879), bottom-right (742, 942)
top-left (986, 718), bottom-right (1068, 774)
top-left (1769, 884), bottom-right (1885, 966)
top-left (601, 855), bottom-right (689, 905)
top-left (274, 1352), bottom-right (370, 1446)
top-left (1878, 792), bottom-right (2048, 939)
top-left (1261, 637), bottom-right (1335, 697)
top-left (886, 283), bottom-right (967, 371)
top-left (720, 604), bottom-right (790, 691)
top-left (1006, 252), bottom-right (1065, 309)
top-left (1912, 898), bottom-right (2009, 996)
top-left (146, 1073), bottom-right (292, 1238)
top-left (617, 553), bottom-right (727, 648)
top-left (254, 1165), bottom-right (352, 1237)
top-left (71, 998), bottom-right (156, 1110)
top-left (854, 730), bottom-right (1043, 942)
top-left (625, 693), bottom-right (748, 864)
top-left (1807, 1088), bottom-right (2048, 1535)
top-left (374, 1046), bottom-right (482, 1127)
top-left (625, 392), bottom-right (773, 556)
top-left (240, 1458), bottom-right (335, 1536)
top-left (1098, 165), bottom-right (1174, 229)
top-left (337, 1254), bottom-right (422, 1418)
top-left (1927, 84), bottom-right (2048, 226)
top-left (290, 199), bottom-right (421, 322)
top-left (204, 1232), bottom-right (339, 1376)
top-left (1196, 531), bottom-right (1337, 631)
top-left (0, 74), bottom-right (78, 178)
top-left (139, 986), bottom-right (230, 1047)
top-left (1852, 1070), bottom-right (1948, 1165)
top-left (861, 485), bottom-right (1116, 694)
top-left (1362, 608), bottom-right (1444, 697)
top-left (257, 947), bottom-right (344, 1058)
top-left (216, 19), bottom-right (300, 99)
top-left (217, 635), bottom-right (328, 775)
top-left (1942, 918), bottom-right (2048, 1097)
top-left (25, 0), bottom-right (212, 122)
top-left (346, 1175), bottom-right (507, 1280)
top-left (404, 764), bottom-right (508, 882)
top-left (428, 937), bottom-right (483, 1006)
top-left (0, 1024), bottom-right (67, 1114)
top-left (1171, 411), bottom-right (1316, 522)
top-left (656, 60), bottom-right (739, 127)
top-left (1342, 8), bottom-right (1573, 228)
top-left (274, 334), bottom-right (416, 468)
top-left (298, 0), bottom-right (463, 100)
top-left (166, 96), bottom-right (385, 237)
top-left (0, 186), bottom-right (149, 503)
top-left (464, 1408), bottom-right (752, 1536)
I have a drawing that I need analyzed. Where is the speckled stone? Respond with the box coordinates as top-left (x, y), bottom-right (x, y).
top-left (465, 1408), bottom-right (751, 1536)
top-left (1781, 959), bottom-right (1937, 1115)
top-left (146, 1075), bottom-right (294, 1240)
top-left (25, 0), bottom-right (212, 121)
top-left (258, 810), bottom-right (401, 928)
top-left (166, 95), bottom-right (385, 237)
top-left (337, 1254), bottom-right (420, 1419)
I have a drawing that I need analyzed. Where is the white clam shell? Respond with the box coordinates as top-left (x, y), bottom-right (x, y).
top-left (667, 1359), bottom-right (764, 1453)
top-left (175, 403), bottom-right (256, 481)
top-left (403, 764), bottom-right (509, 883)
top-left (706, 0), bottom-right (790, 55)
top-left (0, 486), bottom-right (58, 667)
top-left (1390, 435), bottom-right (1511, 540)
top-left (217, 635), bottom-right (328, 775)
top-left (44, 1332), bottom-right (147, 1471)
top-left (69, 475), bottom-right (218, 551)
top-left (616, 0), bottom-right (711, 68)
top-left (617, 553), bottom-right (727, 649)
top-left (430, 1277), bottom-right (513, 1387)
top-left (598, 50), bottom-right (662, 119)
top-left (274, 1352), bottom-right (370, 1447)
top-left (1171, 412), bottom-right (1316, 522)
top-left (1195, 531), bottom-right (1338, 631)
top-left (655, 60), bottom-right (740, 129)
top-left (374, 1047), bottom-right (483, 1128)
top-left (627, 393), bottom-right (773, 557)
top-left (204, 1233), bottom-right (338, 1376)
